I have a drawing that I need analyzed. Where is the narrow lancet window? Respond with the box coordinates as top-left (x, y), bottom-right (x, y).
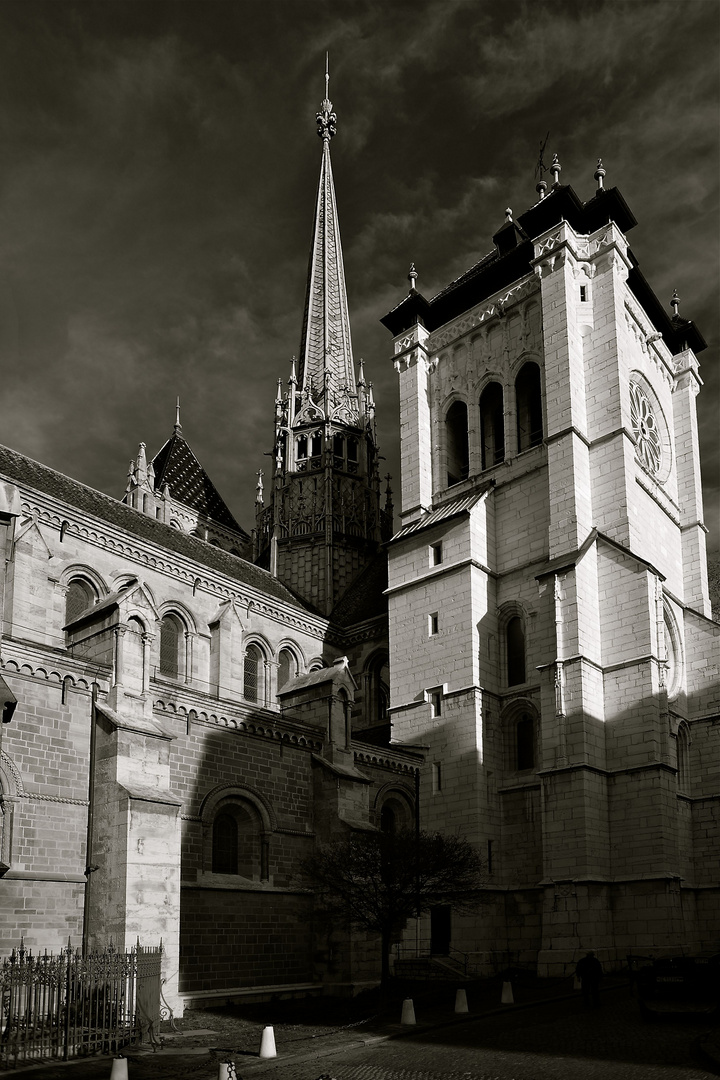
top-left (479, 382), bottom-right (505, 469)
top-left (516, 362), bottom-right (543, 451)
top-left (446, 401), bottom-right (469, 486)
top-left (507, 617), bottom-right (526, 686)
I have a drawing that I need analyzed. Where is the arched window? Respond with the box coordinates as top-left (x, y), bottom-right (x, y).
top-left (124, 616), bottom-right (146, 695)
top-left (516, 713), bottom-right (535, 771)
top-left (516, 362), bottom-right (543, 452)
top-left (212, 813), bottom-right (238, 874)
top-left (211, 802), bottom-right (266, 878)
top-left (244, 643), bottom-right (265, 703)
top-left (479, 382), bottom-right (505, 469)
top-left (506, 617), bottom-right (526, 686)
top-left (378, 794), bottom-right (412, 834)
top-left (677, 723), bottom-right (690, 793)
top-left (65, 579), bottom-right (96, 625)
top-left (277, 648), bottom-right (297, 692)
top-left (159, 614), bottom-right (183, 679)
top-left (445, 401), bottom-right (469, 486)
top-left (380, 804), bottom-right (397, 834)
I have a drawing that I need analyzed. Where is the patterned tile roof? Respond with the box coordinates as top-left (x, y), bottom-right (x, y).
top-left (0, 444), bottom-right (312, 613)
top-left (151, 433), bottom-right (248, 537)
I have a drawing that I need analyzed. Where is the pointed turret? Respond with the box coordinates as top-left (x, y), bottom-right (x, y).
top-left (123, 404), bottom-right (251, 556)
top-left (255, 66), bottom-right (392, 614)
top-left (297, 55), bottom-right (358, 422)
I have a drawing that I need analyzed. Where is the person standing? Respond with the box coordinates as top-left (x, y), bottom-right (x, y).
top-left (576, 951), bottom-right (603, 1007)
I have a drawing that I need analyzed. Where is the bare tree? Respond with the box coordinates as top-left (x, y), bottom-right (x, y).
top-left (303, 829), bottom-right (485, 985)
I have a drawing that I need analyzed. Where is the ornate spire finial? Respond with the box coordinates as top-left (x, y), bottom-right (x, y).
top-left (174, 396), bottom-right (182, 435)
top-left (408, 263), bottom-right (418, 292)
top-left (594, 158), bottom-right (606, 192)
top-left (671, 289), bottom-right (681, 318)
top-left (550, 153), bottom-right (562, 186)
top-left (289, 354), bottom-right (297, 385)
top-left (256, 469), bottom-right (264, 506)
top-left (317, 53), bottom-right (336, 141)
top-left (505, 207), bottom-right (513, 223)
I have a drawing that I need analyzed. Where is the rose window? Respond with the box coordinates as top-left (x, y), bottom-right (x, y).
top-left (630, 381), bottom-right (662, 476)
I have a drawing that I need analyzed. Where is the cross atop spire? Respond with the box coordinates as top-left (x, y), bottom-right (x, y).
top-left (299, 61), bottom-right (356, 418)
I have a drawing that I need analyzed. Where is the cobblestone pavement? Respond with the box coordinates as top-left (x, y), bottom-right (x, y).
top-left (5, 985), bottom-right (718, 1080)
top-left (240, 988), bottom-right (718, 1080)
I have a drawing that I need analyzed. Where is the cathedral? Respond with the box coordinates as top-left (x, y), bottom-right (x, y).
top-left (0, 83), bottom-right (717, 1012)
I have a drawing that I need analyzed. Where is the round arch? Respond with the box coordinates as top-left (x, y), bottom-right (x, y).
top-left (373, 781), bottom-right (415, 827)
top-left (157, 600), bottom-right (198, 636)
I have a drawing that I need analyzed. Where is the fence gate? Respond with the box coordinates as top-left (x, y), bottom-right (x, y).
top-left (0, 940), bottom-right (163, 1069)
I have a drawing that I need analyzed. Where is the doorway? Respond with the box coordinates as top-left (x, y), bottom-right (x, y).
top-left (430, 905), bottom-right (451, 955)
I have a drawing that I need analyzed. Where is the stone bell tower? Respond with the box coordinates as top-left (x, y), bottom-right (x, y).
top-left (381, 156), bottom-right (717, 973)
top-left (255, 69), bottom-right (392, 614)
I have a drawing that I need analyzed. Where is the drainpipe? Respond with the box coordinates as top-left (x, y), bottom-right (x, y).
top-left (82, 683), bottom-right (99, 956)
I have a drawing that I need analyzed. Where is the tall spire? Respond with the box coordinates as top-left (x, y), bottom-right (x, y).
top-left (297, 57), bottom-right (357, 419)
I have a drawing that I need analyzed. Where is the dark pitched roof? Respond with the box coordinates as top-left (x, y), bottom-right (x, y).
top-left (391, 486), bottom-right (492, 543)
top-left (151, 433), bottom-right (248, 537)
top-left (0, 444), bottom-right (313, 613)
top-left (381, 184), bottom-right (706, 357)
top-left (330, 551), bottom-right (388, 627)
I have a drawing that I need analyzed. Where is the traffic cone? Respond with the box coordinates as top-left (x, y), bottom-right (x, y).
top-left (259, 1025), bottom-right (277, 1059)
top-left (501, 980), bottom-right (514, 1004)
top-left (218, 1065), bottom-right (237, 1080)
top-left (109, 1059), bottom-right (128, 1080)
top-left (455, 988), bottom-right (468, 1013)
top-left (401, 998), bottom-right (416, 1024)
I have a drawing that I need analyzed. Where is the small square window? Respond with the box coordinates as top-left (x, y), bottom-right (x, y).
top-left (579, 285), bottom-right (588, 302)
top-left (431, 542), bottom-right (443, 566)
top-left (430, 690), bottom-right (442, 717)
top-left (429, 612), bottom-right (439, 636)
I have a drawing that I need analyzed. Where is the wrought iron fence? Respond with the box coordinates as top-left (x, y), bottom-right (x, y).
top-left (0, 940), bottom-right (162, 1069)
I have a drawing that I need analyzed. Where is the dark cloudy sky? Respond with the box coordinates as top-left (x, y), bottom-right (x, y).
top-left (0, 0), bottom-right (717, 553)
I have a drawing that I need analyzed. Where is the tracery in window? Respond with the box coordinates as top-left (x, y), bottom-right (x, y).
top-left (244, 643), bottom-right (266, 703)
top-left (159, 614), bottom-right (183, 679)
top-left (65, 579), bottom-right (96, 625)
top-left (630, 380), bottom-right (662, 476)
